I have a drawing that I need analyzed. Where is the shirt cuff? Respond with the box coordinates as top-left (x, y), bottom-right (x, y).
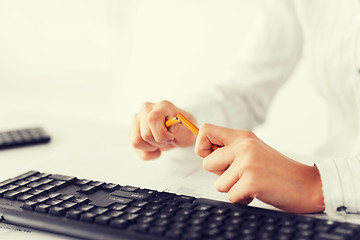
top-left (315, 155), bottom-right (360, 217)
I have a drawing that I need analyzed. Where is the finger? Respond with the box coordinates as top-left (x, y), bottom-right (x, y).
top-left (131, 114), bottom-right (158, 152)
top-left (198, 124), bottom-right (241, 151)
top-left (139, 111), bottom-right (168, 148)
top-left (227, 177), bottom-right (255, 205)
top-left (135, 149), bottom-right (161, 161)
top-left (201, 147), bottom-right (234, 176)
top-left (196, 124), bottom-right (239, 158)
top-left (215, 161), bottom-right (242, 193)
top-left (158, 142), bottom-right (175, 151)
top-left (148, 103), bottom-right (175, 143)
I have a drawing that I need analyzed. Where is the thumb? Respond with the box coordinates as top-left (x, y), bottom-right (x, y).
top-left (195, 124), bottom-right (238, 158)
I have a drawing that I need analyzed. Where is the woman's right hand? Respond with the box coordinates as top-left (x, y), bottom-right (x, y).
top-left (130, 100), bottom-right (197, 160)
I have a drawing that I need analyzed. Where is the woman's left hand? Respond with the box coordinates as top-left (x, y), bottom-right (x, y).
top-left (195, 124), bottom-right (325, 213)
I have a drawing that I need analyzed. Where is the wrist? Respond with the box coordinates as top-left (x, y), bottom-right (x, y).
top-left (308, 165), bottom-right (325, 213)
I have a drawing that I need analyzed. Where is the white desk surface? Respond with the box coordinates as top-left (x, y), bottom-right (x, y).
top-left (0, 112), bottom-right (359, 239)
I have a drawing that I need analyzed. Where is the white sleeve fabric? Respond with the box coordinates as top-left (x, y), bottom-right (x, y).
top-left (185, 0), bottom-right (303, 129)
top-left (315, 154), bottom-right (360, 217)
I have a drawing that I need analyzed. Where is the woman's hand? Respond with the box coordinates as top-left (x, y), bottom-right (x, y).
top-left (195, 124), bottom-right (325, 213)
top-left (131, 100), bottom-right (197, 160)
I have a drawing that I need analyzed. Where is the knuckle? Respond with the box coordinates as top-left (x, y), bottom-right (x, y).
top-left (240, 138), bottom-right (258, 152)
top-left (142, 102), bottom-right (153, 111)
top-left (240, 130), bottom-right (256, 139)
top-left (215, 180), bottom-right (226, 193)
top-left (244, 171), bottom-right (257, 187)
top-left (147, 110), bottom-right (162, 124)
top-left (159, 100), bottom-right (173, 107)
top-left (139, 152), bottom-right (151, 160)
top-left (154, 132), bottom-right (168, 143)
top-left (137, 149), bottom-right (161, 161)
top-left (131, 135), bottom-right (143, 149)
top-left (141, 130), bottom-right (153, 142)
top-left (202, 158), bottom-right (212, 172)
top-left (202, 159), bottom-right (210, 171)
top-left (227, 192), bottom-right (238, 203)
top-left (196, 150), bottom-right (206, 158)
top-left (240, 155), bottom-right (256, 170)
top-left (200, 123), bottom-right (213, 134)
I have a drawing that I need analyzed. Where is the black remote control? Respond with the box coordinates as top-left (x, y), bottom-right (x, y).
top-left (0, 127), bottom-right (51, 150)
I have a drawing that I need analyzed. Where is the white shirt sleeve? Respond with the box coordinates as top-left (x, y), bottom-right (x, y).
top-left (185, 0), bottom-right (303, 129)
top-left (316, 154), bottom-right (360, 217)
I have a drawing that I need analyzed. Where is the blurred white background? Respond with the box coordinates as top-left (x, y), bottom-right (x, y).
top-left (0, 0), bottom-right (326, 155)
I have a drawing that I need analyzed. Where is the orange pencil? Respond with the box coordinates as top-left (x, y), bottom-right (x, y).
top-left (165, 113), bottom-right (219, 151)
top-left (164, 117), bottom-right (181, 128)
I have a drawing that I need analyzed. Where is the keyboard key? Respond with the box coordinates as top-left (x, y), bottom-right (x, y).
top-left (65, 210), bottom-right (83, 219)
top-left (89, 181), bottom-right (105, 188)
top-left (25, 176), bottom-right (41, 182)
top-left (46, 199), bottom-right (63, 206)
top-left (106, 210), bottom-right (124, 218)
top-left (111, 203), bottom-right (127, 211)
top-left (49, 206), bottom-right (67, 216)
top-left (72, 197), bottom-right (90, 205)
top-left (34, 196), bottom-right (50, 203)
top-left (90, 195), bottom-right (132, 208)
top-left (165, 229), bottom-right (182, 238)
top-left (49, 180), bottom-right (67, 189)
top-left (39, 184), bottom-right (57, 193)
top-left (36, 173), bottom-right (51, 179)
top-left (121, 213), bottom-right (139, 221)
top-left (173, 194), bottom-right (194, 201)
top-left (132, 200), bottom-right (148, 208)
top-left (28, 189), bottom-right (46, 196)
top-left (136, 216), bottom-right (155, 224)
top-left (94, 215), bottom-right (112, 225)
top-left (75, 179), bottom-right (92, 186)
top-left (111, 190), bottom-right (151, 200)
top-left (49, 174), bottom-right (76, 183)
top-left (57, 194), bottom-right (75, 201)
top-left (78, 185), bottom-right (97, 194)
top-left (38, 178), bottom-right (53, 185)
top-left (14, 180), bottom-right (31, 187)
top-left (120, 186), bottom-right (139, 192)
top-left (110, 218), bottom-right (129, 229)
top-left (332, 227), bottom-right (356, 236)
top-left (314, 233), bottom-right (347, 240)
top-left (17, 193), bottom-right (35, 202)
top-left (4, 184), bottom-right (18, 191)
top-left (46, 193), bottom-right (61, 199)
top-left (80, 212), bottom-right (97, 222)
top-left (91, 207), bottom-right (109, 215)
top-left (148, 226), bottom-right (166, 236)
top-left (129, 223), bottom-right (150, 233)
top-left (22, 201), bottom-right (38, 210)
top-left (182, 232), bottom-right (202, 239)
top-left (35, 204), bottom-right (51, 213)
top-left (125, 206), bottom-right (141, 214)
top-left (27, 181), bottom-right (43, 188)
top-left (61, 202), bottom-right (78, 209)
top-left (195, 204), bottom-right (213, 211)
top-left (77, 205), bottom-right (94, 212)
top-left (102, 183), bottom-right (120, 192)
top-left (14, 171), bottom-right (39, 180)
top-left (4, 191), bottom-right (21, 200)
top-left (16, 186), bottom-right (31, 194)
